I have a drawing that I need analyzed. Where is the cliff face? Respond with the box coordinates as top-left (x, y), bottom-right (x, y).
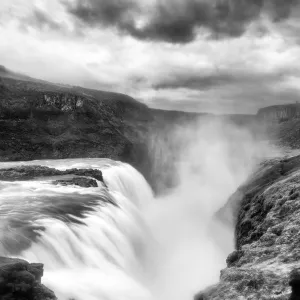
top-left (0, 67), bottom-right (258, 192)
top-left (0, 74), bottom-right (155, 185)
top-left (196, 155), bottom-right (300, 300)
top-left (0, 73), bottom-right (201, 192)
top-left (257, 104), bottom-right (300, 123)
top-left (0, 70), bottom-right (207, 191)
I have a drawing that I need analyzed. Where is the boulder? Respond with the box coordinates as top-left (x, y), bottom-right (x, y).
top-left (0, 257), bottom-right (57, 300)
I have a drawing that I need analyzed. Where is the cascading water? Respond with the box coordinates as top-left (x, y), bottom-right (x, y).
top-left (0, 160), bottom-right (155, 300)
top-left (0, 120), bottom-right (275, 300)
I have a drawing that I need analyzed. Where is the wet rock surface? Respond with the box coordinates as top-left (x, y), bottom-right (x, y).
top-left (196, 155), bottom-right (300, 300)
top-left (0, 165), bottom-right (104, 184)
top-left (0, 257), bottom-right (56, 300)
top-left (53, 176), bottom-right (98, 187)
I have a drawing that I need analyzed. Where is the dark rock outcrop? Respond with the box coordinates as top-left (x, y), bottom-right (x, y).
top-left (289, 269), bottom-right (300, 300)
top-left (0, 165), bottom-right (104, 184)
top-left (0, 257), bottom-right (56, 300)
top-left (53, 177), bottom-right (98, 187)
top-left (195, 155), bottom-right (300, 299)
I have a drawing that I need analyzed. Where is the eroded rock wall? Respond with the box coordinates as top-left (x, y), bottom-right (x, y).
top-left (196, 155), bottom-right (300, 300)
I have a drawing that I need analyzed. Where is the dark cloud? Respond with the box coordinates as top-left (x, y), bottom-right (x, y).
top-left (66, 0), bottom-right (140, 29)
top-left (153, 72), bottom-right (237, 90)
top-left (269, 0), bottom-right (299, 21)
top-left (152, 70), bottom-right (286, 91)
top-left (148, 79), bottom-right (300, 114)
top-left (65, 0), bottom-right (299, 43)
top-left (29, 9), bottom-right (64, 31)
top-left (125, 1), bottom-right (213, 43)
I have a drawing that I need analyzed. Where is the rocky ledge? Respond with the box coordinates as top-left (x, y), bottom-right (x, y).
top-left (0, 166), bottom-right (106, 300)
top-left (0, 257), bottom-right (56, 300)
top-left (196, 155), bottom-right (300, 299)
top-left (53, 176), bottom-right (98, 187)
top-left (0, 165), bottom-right (105, 185)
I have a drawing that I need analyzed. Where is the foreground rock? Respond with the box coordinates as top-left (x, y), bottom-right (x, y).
top-left (53, 176), bottom-right (98, 187)
top-left (0, 257), bottom-right (56, 300)
top-left (0, 165), bottom-right (104, 184)
top-left (289, 269), bottom-right (300, 300)
top-left (196, 155), bottom-right (300, 299)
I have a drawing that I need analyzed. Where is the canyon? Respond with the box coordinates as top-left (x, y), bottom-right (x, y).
top-left (1, 66), bottom-right (300, 300)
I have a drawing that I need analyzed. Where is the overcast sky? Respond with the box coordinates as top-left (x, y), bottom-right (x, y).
top-left (1, 0), bottom-right (300, 113)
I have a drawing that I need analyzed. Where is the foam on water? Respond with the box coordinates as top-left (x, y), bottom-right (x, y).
top-left (0, 158), bottom-right (234, 300)
top-left (0, 160), bottom-right (154, 300)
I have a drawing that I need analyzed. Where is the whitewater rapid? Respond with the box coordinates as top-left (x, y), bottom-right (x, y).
top-left (0, 159), bottom-right (155, 299)
top-left (0, 157), bottom-right (227, 300)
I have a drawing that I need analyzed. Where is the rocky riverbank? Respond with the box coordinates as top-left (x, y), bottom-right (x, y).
top-left (195, 155), bottom-right (300, 299)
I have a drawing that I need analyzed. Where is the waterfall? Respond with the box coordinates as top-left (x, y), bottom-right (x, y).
top-left (0, 160), bottom-right (154, 300)
top-left (0, 120), bottom-right (273, 300)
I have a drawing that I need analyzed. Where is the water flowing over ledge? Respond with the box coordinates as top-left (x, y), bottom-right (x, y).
top-left (0, 120), bottom-right (277, 300)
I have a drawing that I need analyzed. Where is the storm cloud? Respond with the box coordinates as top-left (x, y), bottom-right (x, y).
top-left (153, 72), bottom-right (240, 91)
top-left (67, 0), bottom-right (139, 28)
top-left (65, 0), bottom-right (299, 43)
top-left (152, 70), bottom-right (287, 91)
top-left (1, 0), bottom-right (300, 114)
